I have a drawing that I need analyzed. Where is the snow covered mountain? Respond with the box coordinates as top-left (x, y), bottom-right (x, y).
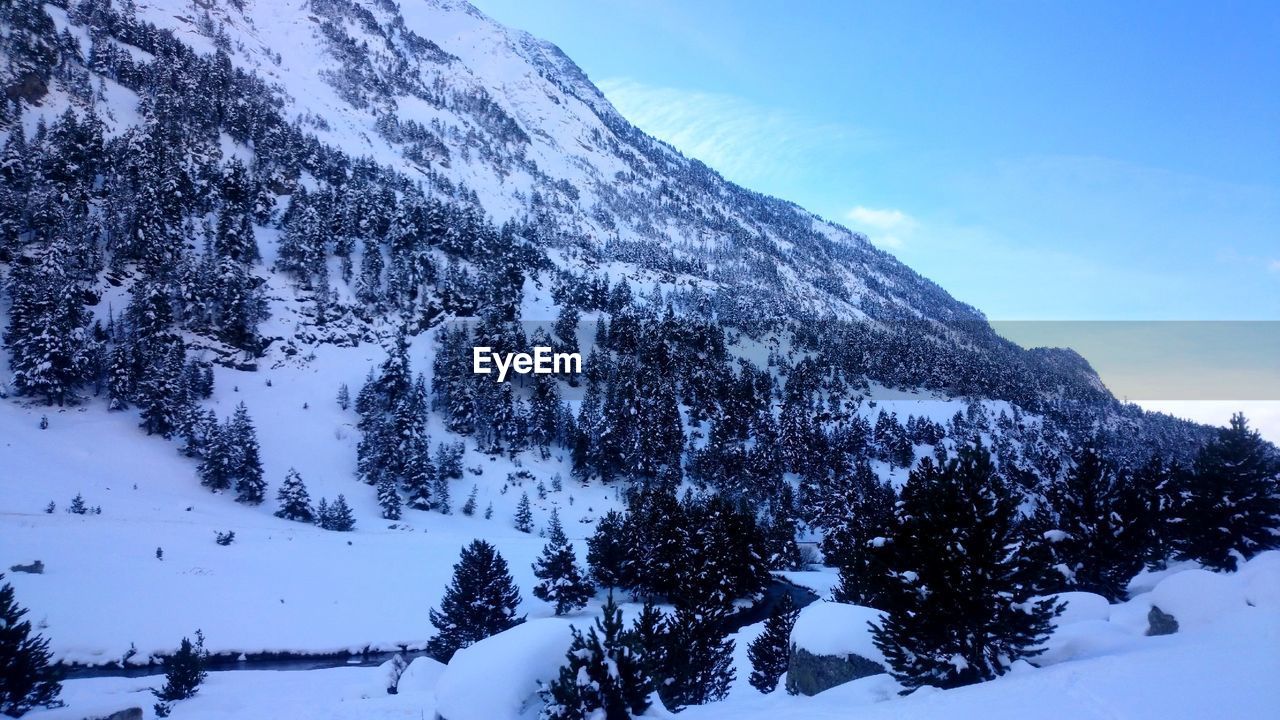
top-left (6, 2), bottom-right (1277, 720)
top-left (12, 0), bottom-right (1211, 450)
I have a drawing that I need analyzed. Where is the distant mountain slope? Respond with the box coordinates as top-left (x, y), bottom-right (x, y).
top-left (0, 0), bottom-right (1209, 469)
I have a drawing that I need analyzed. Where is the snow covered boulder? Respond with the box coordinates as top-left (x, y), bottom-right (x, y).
top-left (1150, 568), bottom-right (1246, 631)
top-left (1239, 551), bottom-right (1280, 610)
top-left (786, 602), bottom-right (886, 696)
top-left (435, 619), bottom-right (574, 720)
top-left (398, 655), bottom-right (445, 695)
top-left (1047, 591), bottom-right (1111, 626)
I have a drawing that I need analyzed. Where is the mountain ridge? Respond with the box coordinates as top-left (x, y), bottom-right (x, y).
top-left (0, 0), bottom-right (1212, 467)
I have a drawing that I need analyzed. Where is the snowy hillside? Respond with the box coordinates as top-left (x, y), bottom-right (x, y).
top-left (2, 1), bottom-right (1278, 719)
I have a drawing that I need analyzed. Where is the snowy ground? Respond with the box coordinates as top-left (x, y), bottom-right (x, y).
top-left (20, 554), bottom-right (1280, 720)
top-left (0, 311), bottom-right (1000, 665)
top-left (0, 340), bottom-right (621, 664)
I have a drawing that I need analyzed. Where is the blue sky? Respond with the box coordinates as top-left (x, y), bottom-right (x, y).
top-left (471, 0), bottom-right (1279, 438)
top-left (474, 0), bottom-right (1278, 322)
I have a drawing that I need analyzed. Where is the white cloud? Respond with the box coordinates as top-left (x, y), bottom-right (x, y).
top-left (1268, 259), bottom-right (1280, 274)
top-left (845, 205), bottom-right (917, 249)
top-left (596, 78), bottom-right (867, 190)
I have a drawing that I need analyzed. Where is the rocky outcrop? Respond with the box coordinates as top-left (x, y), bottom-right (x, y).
top-left (82, 708), bottom-right (143, 720)
top-left (785, 645), bottom-right (884, 696)
top-left (9, 560), bottom-right (44, 574)
top-left (1146, 605), bottom-right (1179, 636)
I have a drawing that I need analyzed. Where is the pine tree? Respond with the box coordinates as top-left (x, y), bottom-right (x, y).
top-left (586, 510), bottom-right (629, 589)
top-left (356, 236), bottom-right (383, 305)
top-left (825, 461), bottom-right (897, 608)
top-left (178, 406), bottom-right (217, 459)
top-left (106, 341), bottom-right (132, 410)
top-left (659, 599), bottom-right (735, 709)
top-left (763, 485), bottom-right (803, 571)
top-left (326, 494), bottom-right (356, 531)
top-left (514, 492), bottom-right (534, 533)
top-left (136, 337), bottom-right (186, 438)
top-left (198, 420), bottom-right (234, 492)
top-left (4, 239), bottom-right (96, 405)
top-left (461, 485), bottom-right (478, 516)
top-left (747, 595), bottom-right (798, 694)
top-left (274, 468), bottom-right (314, 523)
top-left (337, 383), bottom-right (350, 410)
top-left (631, 600), bottom-right (668, 685)
top-left (432, 472), bottom-right (451, 514)
top-left (0, 576), bottom-right (62, 717)
top-left (1133, 456), bottom-right (1177, 569)
top-left (66, 493), bottom-right (87, 515)
top-left (357, 338), bottom-right (419, 491)
top-left (402, 442), bottom-right (434, 511)
top-left (377, 476), bottom-right (402, 520)
top-left (532, 511), bottom-right (594, 615)
top-left (1038, 444), bottom-right (1151, 601)
top-left (624, 487), bottom-right (688, 600)
top-left (870, 446), bottom-right (1063, 692)
top-left (228, 403), bottom-right (265, 505)
top-left (152, 631), bottom-right (207, 702)
top-left (427, 540), bottom-right (524, 662)
top-left (214, 159), bottom-right (258, 263)
top-left (539, 594), bottom-right (651, 720)
top-left (684, 494), bottom-right (770, 605)
top-left (1174, 413), bottom-right (1280, 571)
top-left (435, 441), bottom-right (465, 480)
top-left (528, 369), bottom-right (562, 454)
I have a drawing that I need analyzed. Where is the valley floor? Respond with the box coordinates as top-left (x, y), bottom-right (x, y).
top-left (24, 566), bottom-right (1280, 720)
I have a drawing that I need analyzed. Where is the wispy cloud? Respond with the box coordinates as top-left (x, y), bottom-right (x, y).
top-left (845, 205), bottom-right (917, 249)
top-left (597, 78), bottom-right (869, 190)
top-left (1269, 259), bottom-right (1280, 274)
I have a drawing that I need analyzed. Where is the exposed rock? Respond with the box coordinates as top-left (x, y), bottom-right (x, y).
top-left (82, 708), bottom-right (143, 720)
top-left (786, 601), bottom-right (886, 695)
top-left (785, 645), bottom-right (884, 696)
top-left (9, 560), bottom-right (44, 574)
top-left (1147, 605), bottom-right (1179, 636)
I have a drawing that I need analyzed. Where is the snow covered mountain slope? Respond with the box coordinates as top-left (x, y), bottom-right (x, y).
top-left (3, 2), bottom-right (1278, 720)
top-left (0, 0), bottom-right (1225, 657)
top-left (5, 0), bottom-right (1210, 450)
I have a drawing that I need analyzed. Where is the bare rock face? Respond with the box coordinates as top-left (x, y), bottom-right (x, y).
top-left (784, 645), bottom-right (885, 696)
top-left (1146, 605), bottom-right (1179, 636)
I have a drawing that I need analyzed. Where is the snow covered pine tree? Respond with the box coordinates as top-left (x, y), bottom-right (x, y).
top-left (531, 509), bottom-right (594, 615)
top-left (427, 540), bottom-right (524, 662)
top-left (540, 594), bottom-right (651, 720)
top-left (870, 444), bottom-right (1063, 691)
top-left (0, 575), bottom-right (62, 716)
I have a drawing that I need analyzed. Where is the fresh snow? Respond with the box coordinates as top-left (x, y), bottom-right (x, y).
top-left (19, 554), bottom-right (1280, 720)
top-left (433, 618), bottom-right (574, 720)
top-left (789, 602), bottom-right (886, 664)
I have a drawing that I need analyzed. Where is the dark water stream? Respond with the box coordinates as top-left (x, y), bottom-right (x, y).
top-left (59, 648), bottom-right (431, 680)
top-left (724, 576), bottom-right (821, 632)
top-left (61, 578), bottom-right (820, 680)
